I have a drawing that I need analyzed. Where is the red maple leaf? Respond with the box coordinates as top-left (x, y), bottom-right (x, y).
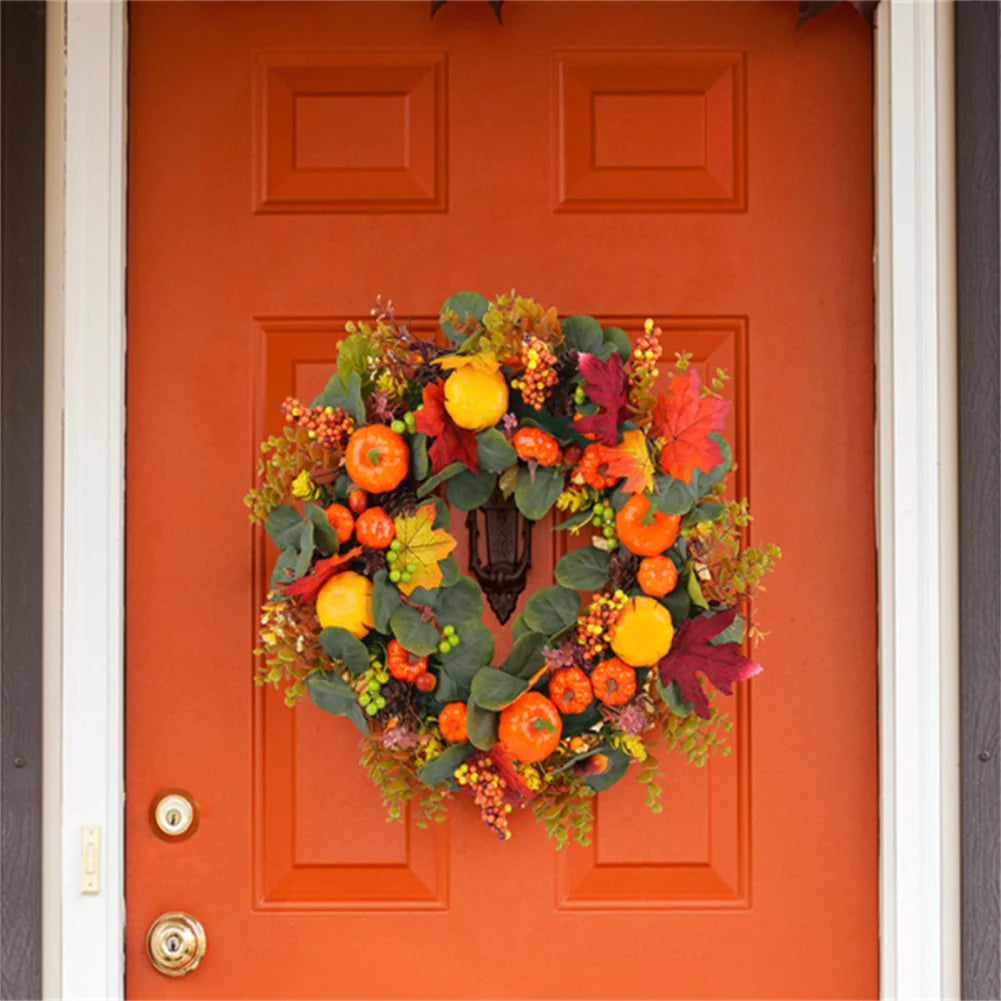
top-left (574, 352), bottom-right (630, 446)
top-left (280, 546), bottom-right (362, 602)
top-left (657, 607), bottom-right (761, 719)
top-left (650, 368), bottom-right (730, 482)
top-left (413, 380), bottom-right (480, 474)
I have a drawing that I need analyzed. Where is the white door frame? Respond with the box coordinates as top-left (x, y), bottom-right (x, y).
top-left (46, 2), bottom-right (960, 998)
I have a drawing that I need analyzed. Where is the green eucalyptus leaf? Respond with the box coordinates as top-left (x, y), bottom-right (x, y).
top-left (466, 700), bottom-right (499, 750)
top-left (306, 672), bottom-right (367, 734)
top-left (553, 508), bottom-right (594, 532)
top-left (660, 580), bottom-right (692, 626)
top-left (417, 461), bottom-right (466, 498)
top-left (650, 474), bottom-right (698, 515)
top-left (510, 611), bottom-right (531, 642)
top-left (583, 747), bottom-right (631, 791)
top-left (510, 398), bottom-right (589, 446)
top-left (446, 469), bottom-right (497, 510)
top-left (476, 428), bottom-right (517, 472)
top-left (304, 503), bottom-right (339, 555)
top-left (558, 701), bottom-right (604, 737)
top-left (431, 496), bottom-right (452, 530)
top-left (434, 577), bottom-right (484, 626)
top-left (471, 667), bottom-right (528, 710)
top-left (514, 465), bottom-right (564, 520)
top-left (312, 369), bottom-right (365, 426)
top-left (554, 547), bottom-right (611, 590)
top-left (417, 742), bottom-right (473, 786)
top-left (389, 605), bottom-right (440, 657)
top-left (265, 504), bottom-right (304, 550)
top-left (270, 546), bottom-right (299, 587)
top-left (319, 627), bottom-right (369, 675)
top-left (336, 333), bottom-right (371, 389)
top-left (440, 291), bottom-right (489, 344)
top-left (523, 585), bottom-right (580, 635)
top-left (409, 434), bottom-right (430, 481)
top-left (690, 434), bottom-right (733, 495)
top-left (371, 570), bottom-right (401, 633)
top-left (659, 677), bottom-right (694, 718)
top-left (602, 326), bottom-right (633, 361)
top-left (294, 521), bottom-right (315, 578)
top-left (561, 315), bottom-right (604, 355)
top-left (438, 553), bottom-right (462, 587)
top-left (438, 621), bottom-right (495, 700)
top-left (501, 631), bottom-right (548, 680)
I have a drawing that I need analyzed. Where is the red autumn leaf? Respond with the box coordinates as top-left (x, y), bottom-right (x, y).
top-left (657, 607), bottom-right (761, 719)
top-left (413, 380), bottom-right (480, 474)
top-left (574, 352), bottom-right (630, 446)
top-left (280, 546), bottom-right (362, 602)
top-left (650, 368), bottom-right (730, 483)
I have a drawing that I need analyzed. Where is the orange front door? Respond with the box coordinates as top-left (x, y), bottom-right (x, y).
top-left (125, 3), bottom-right (877, 997)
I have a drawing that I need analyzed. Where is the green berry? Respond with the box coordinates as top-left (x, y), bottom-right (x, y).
top-left (608, 539), bottom-right (619, 550)
top-left (401, 572), bottom-right (412, 583)
top-left (438, 640), bottom-right (450, 654)
top-left (603, 512), bottom-right (614, 524)
top-left (443, 624), bottom-right (456, 636)
top-left (359, 693), bottom-right (371, 706)
top-left (389, 570), bottom-right (401, 583)
top-left (386, 550), bottom-right (398, 563)
top-left (367, 679), bottom-right (380, 693)
top-left (406, 562), bottom-right (418, 573)
top-left (366, 703), bottom-right (379, 716)
top-left (375, 696), bottom-right (386, 709)
top-left (602, 525), bottom-right (615, 539)
top-left (592, 515), bottom-right (603, 526)
top-left (448, 637), bottom-right (460, 650)
top-left (376, 670), bottom-right (389, 683)
top-left (389, 539), bottom-right (402, 551)
top-left (390, 420), bottom-right (406, 434)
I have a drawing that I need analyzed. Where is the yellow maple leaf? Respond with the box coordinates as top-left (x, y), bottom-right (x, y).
top-left (604, 429), bottom-right (655, 494)
top-left (392, 503), bottom-right (458, 596)
top-left (434, 350), bottom-right (500, 375)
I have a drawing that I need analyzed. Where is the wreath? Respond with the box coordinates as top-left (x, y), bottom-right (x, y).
top-left (247, 292), bottom-right (780, 847)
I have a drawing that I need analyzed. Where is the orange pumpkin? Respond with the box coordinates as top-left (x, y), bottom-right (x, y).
top-left (345, 425), bottom-right (410, 493)
top-left (615, 494), bottom-right (681, 556)
top-left (498, 692), bottom-right (562, 763)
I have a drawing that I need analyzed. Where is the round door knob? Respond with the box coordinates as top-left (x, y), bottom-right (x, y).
top-left (146, 912), bottom-right (206, 977)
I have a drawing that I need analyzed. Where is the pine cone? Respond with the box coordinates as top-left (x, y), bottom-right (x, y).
top-left (378, 482), bottom-right (420, 517)
top-left (548, 350), bottom-right (580, 418)
top-left (606, 547), bottom-right (640, 592)
top-left (374, 678), bottom-right (420, 727)
top-left (351, 548), bottom-right (388, 578)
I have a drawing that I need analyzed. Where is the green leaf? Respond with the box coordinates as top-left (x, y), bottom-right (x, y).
top-left (659, 677), bottom-right (694, 718)
top-left (440, 291), bottom-right (489, 344)
top-left (270, 546), bottom-right (299, 587)
top-left (471, 667), bottom-right (528, 710)
top-left (523, 585), bottom-right (580, 635)
top-left (312, 369), bottom-right (365, 426)
top-left (319, 627), bottom-right (369, 674)
top-left (558, 701), bottom-right (603, 737)
top-left (434, 577), bottom-right (484, 626)
top-left (439, 553), bottom-right (461, 587)
top-left (466, 700), bottom-right (499, 750)
top-left (306, 672), bottom-right (367, 734)
top-left (514, 465), bottom-right (564, 520)
top-left (294, 521), bottom-right (315, 578)
top-left (498, 465), bottom-right (519, 498)
top-left (476, 428), bottom-right (517, 472)
top-left (554, 547), bottom-right (611, 590)
top-left (304, 503), bottom-right (339, 554)
top-left (553, 508), bottom-right (594, 532)
top-left (501, 631), bottom-right (548, 679)
top-left (336, 332), bottom-right (371, 389)
top-left (416, 461), bottom-right (466, 498)
top-left (370, 571), bottom-right (400, 633)
top-left (690, 434), bottom-right (733, 495)
top-left (439, 620), bottom-right (494, 672)
top-left (410, 434), bottom-right (430, 481)
top-left (602, 326), bottom-right (633, 361)
top-left (685, 566), bottom-right (710, 610)
top-left (510, 611), bottom-right (531, 642)
top-left (432, 496), bottom-right (451, 531)
top-left (446, 469), bottom-right (497, 510)
top-left (389, 605), bottom-right (440, 657)
top-left (583, 747), bottom-right (631, 791)
top-left (417, 742), bottom-right (473, 785)
top-left (660, 581), bottom-right (692, 626)
top-left (265, 505), bottom-right (304, 550)
top-left (510, 398), bottom-right (589, 446)
top-left (561, 315), bottom-right (604, 355)
top-left (649, 474), bottom-right (698, 516)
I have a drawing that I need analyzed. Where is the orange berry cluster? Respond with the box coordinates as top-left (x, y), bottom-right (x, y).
top-left (511, 337), bottom-right (559, 410)
top-left (454, 755), bottom-right (514, 840)
top-left (281, 397), bottom-right (355, 450)
top-left (627, 321), bottom-right (663, 399)
top-left (574, 589), bottom-right (628, 660)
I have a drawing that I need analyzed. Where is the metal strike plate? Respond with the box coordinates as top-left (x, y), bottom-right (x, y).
top-left (150, 789), bottom-right (199, 842)
top-left (81, 825), bottom-right (100, 893)
top-left (146, 911), bottom-right (207, 977)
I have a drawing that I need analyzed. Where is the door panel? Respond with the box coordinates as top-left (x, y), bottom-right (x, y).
top-left (126, 3), bottom-right (876, 998)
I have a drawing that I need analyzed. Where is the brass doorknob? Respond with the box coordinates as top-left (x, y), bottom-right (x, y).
top-left (146, 911), bottom-right (206, 977)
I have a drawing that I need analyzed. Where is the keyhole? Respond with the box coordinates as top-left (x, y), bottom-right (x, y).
top-left (165, 808), bottom-right (181, 828)
top-left (165, 934), bottom-right (182, 955)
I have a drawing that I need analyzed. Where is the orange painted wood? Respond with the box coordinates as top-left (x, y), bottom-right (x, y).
top-left (125, 3), bottom-right (876, 998)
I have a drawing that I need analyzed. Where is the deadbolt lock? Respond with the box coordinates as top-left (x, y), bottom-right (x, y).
top-left (146, 911), bottom-right (206, 977)
top-left (150, 789), bottom-right (199, 841)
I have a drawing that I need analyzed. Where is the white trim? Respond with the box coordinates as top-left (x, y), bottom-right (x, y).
top-left (50, 2), bottom-right (960, 998)
top-left (875, 2), bottom-right (960, 999)
top-left (57, 2), bottom-right (127, 998)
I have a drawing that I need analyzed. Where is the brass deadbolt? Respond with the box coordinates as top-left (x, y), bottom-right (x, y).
top-left (150, 789), bottom-right (199, 841)
top-left (146, 911), bottom-right (206, 977)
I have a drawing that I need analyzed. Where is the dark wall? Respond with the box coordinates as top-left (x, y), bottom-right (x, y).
top-left (956, 4), bottom-right (1001, 1000)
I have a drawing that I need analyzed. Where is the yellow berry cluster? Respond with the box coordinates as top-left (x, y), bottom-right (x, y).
top-left (627, 319), bottom-right (664, 400)
top-left (454, 756), bottom-right (514, 840)
top-left (575, 589), bottom-right (629, 660)
top-left (281, 396), bottom-right (355, 450)
top-left (510, 337), bottom-right (559, 410)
